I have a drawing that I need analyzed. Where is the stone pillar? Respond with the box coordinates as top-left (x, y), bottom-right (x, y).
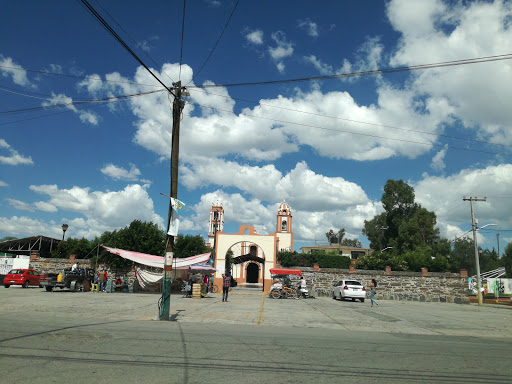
top-left (459, 269), bottom-right (468, 278)
top-left (313, 263), bottom-right (320, 272)
top-left (385, 266), bottom-right (391, 275)
top-left (30, 252), bottom-right (39, 261)
top-left (349, 264), bottom-right (355, 274)
top-left (421, 267), bottom-right (428, 276)
top-left (69, 254), bottom-right (76, 263)
top-left (351, 258), bottom-right (357, 265)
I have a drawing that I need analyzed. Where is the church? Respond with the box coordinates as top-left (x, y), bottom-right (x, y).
top-left (207, 199), bottom-right (293, 293)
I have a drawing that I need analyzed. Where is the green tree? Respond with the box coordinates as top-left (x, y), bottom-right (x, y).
top-left (448, 238), bottom-right (475, 275)
top-left (362, 212), bottom-right (387, 250)
top-left (501, 242), bottom-right (512, 277)
top-left (174, 234), bottom-right (209, 259)
top-left (355, 250), bottom-right (408, 271)
top-left (340, 238), bottom-right (362, 248)
top-left (51, 237), bottom-right (95, 259)
top-left (325, 229), bottom-right (345, 245)
top-left (480, 248), bottom-right (499, 274)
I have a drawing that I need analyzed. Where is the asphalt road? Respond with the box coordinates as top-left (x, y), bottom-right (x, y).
top-left (1, 287), bottom-right (511, 383)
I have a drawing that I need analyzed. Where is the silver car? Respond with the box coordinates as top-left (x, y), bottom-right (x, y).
top-left (332, 279), bottom-right (366, 302)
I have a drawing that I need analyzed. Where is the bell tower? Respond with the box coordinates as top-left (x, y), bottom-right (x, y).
top-left (208, 199), bottom-right (224, 247)
top-left (276, 198), bottom-right (293, 251)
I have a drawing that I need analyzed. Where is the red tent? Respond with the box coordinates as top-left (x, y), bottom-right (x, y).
top-left (269, 268), bottom-right (302, 276)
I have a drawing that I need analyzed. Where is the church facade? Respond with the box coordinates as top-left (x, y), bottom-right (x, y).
top-left (208, 199), bottom-right (293, 293)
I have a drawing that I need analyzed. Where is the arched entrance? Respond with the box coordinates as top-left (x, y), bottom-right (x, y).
top-left (246, 263), bottom-right (259, 283)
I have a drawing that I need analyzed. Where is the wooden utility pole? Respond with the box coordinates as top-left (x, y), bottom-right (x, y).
top-left (463, 196), bottom-right (487, 306)
top-left (160, 82), bottom-right (185, 320)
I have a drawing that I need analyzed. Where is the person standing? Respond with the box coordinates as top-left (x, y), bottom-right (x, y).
top-left (101, 269), bottom-right (108, 292)
top-left (222, 272), bottom-right (231, 302)
top-left (370, 279), bottom-right (379, 307)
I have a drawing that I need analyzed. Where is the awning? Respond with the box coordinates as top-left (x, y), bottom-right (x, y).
top-left (102, 246), bottom-right (210, 269)
top-left (269, 268), bottom-right (302, 276)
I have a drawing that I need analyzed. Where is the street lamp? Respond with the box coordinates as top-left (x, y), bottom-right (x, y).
top-left (61, 224), bottom-right (69, 241)
top-left (473, 223), bottom-right (497, 305)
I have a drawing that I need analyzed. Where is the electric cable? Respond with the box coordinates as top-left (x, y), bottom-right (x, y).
top-left (187, 53), bottom-right (512, 89)
top-left (189, 0), bottom-right (240, 84)
top-left (92, 0), bottom-right (176, 85)
top-left (79, 0), bottom-right (175, 96)
top-left (179, 0), bottom-right (187, 81)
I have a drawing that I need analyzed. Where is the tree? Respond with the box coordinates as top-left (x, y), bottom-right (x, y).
top-left (362, 212), bottom-right (387, 250)
top-left (340, 238), bottom-right (362, 248)
top-left (502, 242), bottom-right (512, 277)
top-left (480, 248), bottom-right (499, 274)
top-left (325, 229), bottom-right (345, 245)
top-left (51, 237), bottom-right (95, 259)
top-left (174, 234), bottom-right (209, 259)
top-left (448, 238), bottom-right (475, 275)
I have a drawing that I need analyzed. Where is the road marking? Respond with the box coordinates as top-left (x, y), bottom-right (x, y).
top-left (256, 293), bottom-right (266, 326)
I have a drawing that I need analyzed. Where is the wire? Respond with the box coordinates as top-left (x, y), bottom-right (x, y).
top-left (187, 53), bottom-right (512, 89)
top-left (0, 89), bottom-right (165, 115)
top-left (179, 0), bottom-right (187, 81)
top-left (92, 0), bottom-right (176, 85)
top-left (185, 100), bottom-right (512, 158)
top-left (187, 87), bottom-right (512, 150)
top-left (0, 64), bottom-right (162, 88)
top-left (189, 0), bottom-right (240, 84)
top-left (79, 0), bottom-right (175, 96)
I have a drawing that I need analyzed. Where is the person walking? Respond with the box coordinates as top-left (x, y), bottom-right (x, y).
top-left (370, 278), bottom-right (379, 307)
top-left (222, 272), bottom-right (231, 302)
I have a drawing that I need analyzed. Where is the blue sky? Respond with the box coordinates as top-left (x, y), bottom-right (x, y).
top-left (1, 0), bottom-right (511, 253)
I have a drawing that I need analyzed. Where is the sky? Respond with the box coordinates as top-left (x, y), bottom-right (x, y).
top-left (1, 0), bottom-right (512, 254)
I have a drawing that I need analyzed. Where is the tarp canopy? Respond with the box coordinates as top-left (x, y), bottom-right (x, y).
top-left (102, 246), bottom-right (210, 269)
top-left (269, 268), bottom-right (302, 276)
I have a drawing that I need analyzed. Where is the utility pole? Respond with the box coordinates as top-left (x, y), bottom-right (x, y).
top-left (496, 233), bottom-right (500, 259)
top-left (160, 81), bottom-right (186, 320)
top-left (463, 196), bottom-right (486, 306)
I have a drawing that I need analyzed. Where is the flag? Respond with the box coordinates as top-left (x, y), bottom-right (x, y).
top-left (171, 197), bottom-right (185, 212)
top-left (167, 209), bottom-right (179, 236)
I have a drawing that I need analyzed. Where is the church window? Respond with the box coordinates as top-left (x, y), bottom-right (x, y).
top-left (282, 220), bottom-right (287, 231)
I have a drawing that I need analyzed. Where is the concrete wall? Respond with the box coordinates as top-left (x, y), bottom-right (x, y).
top-left (295, 266), bottom-right (469, 304)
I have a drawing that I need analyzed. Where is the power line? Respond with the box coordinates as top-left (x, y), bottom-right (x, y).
top-left (92, 0), bottom-right (176, 85)
top-left (79, 0), bottom-right (174, 96)
top-left (187, 53), bottom-right (512, 89)
top-left (187, 87), bottom-right (512, 150)
top-left (185, 100), bottom-right (512, 158)
top-left (0, 64), bottom-right (162, 88)
top-left (179, 0), bottom-right (187, 81)
top-left (0, 89), bottom-right (165, 115)
top-left (190, 0), bottom-right (240, 84)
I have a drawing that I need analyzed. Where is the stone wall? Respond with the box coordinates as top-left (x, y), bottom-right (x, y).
top-left (296, 267), bottom-right (469, 304)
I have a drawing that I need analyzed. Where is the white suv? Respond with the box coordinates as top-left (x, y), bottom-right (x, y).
top-left (332, 279), bottom-right (366, 302)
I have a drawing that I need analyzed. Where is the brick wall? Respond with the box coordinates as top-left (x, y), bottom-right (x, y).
top-left (296, 267), bottom-right (469, 304)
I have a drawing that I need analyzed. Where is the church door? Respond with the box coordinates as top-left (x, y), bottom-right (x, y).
top-left (246, 263), bottom-right (259, 283)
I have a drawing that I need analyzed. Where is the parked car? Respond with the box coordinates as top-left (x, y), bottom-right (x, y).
top-left (332, 279), bottom-right (366, 302)
top-left (4, 269), bottom-right (42, 288)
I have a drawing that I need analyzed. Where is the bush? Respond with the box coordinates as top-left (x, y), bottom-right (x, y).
top-left (277, 251), bottom-right (350, 269)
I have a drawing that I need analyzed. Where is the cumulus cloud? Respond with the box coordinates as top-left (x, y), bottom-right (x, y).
top-left (414, 164), bottom-right (512, 244)
top-left (387, 0), bottom-right (512, 145)
top-left (0, 139), bottom-right (33, 165)
top-left (245, 30), bottom-right (264, 45)
top-left (0, 180), bottom-right (7, 187)
top-left (298, 18), bottom-right (319, 37)
top-left (101, 163), bottom-right (142, 181)
top-left (4, 182), bottom-right (164, 237)
top-left (0, 55), bottom-right (32, 87)
top-left (268, 31), bottom-right (294, 72)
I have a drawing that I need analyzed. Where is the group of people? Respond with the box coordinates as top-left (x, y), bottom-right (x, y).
top-left (184, 273), bottom-right (215, 298)
top-left (92, 269), bottom-right (109, 292)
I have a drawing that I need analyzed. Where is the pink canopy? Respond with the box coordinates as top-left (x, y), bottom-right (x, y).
top-left (102, 246), bottom-right (211, 269)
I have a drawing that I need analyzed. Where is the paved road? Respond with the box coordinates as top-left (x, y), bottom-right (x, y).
top-left (1, 287), bottom-right (511, 383)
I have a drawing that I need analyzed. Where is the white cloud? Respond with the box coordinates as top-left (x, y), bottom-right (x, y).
top-left (0, 180), bottom-right (7, 187)
top-left (304, 55), bottom-right (333, 75)
top-left (7, 199), bottom-right (34, 212)
top-left (245, 30), bottom-right (264, 45)
top-left (101, 163), bottom-right (141, 181)
top-left (26, 184), bottom-right (164, 231)
top-left (42, 93), bottom-right (100, 125)
top-left (268, 31), bottom-right (294, 61)
top-left (387, 0), bottom-right (512, 145)
top-left (335, 36), bottom-right (384, 81)
top-left (34, 201), bottom-right (58, 213)
top-left (0, 139), bottom-right (33, 165)
top-left (298, 18), bottom-right (319, 37)
top-left (430, 144), bottom-right (448, 172)
top-left (0, 55), bottom-right (32, 87)
top-left (414, 164), bottom-right (512, 243)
